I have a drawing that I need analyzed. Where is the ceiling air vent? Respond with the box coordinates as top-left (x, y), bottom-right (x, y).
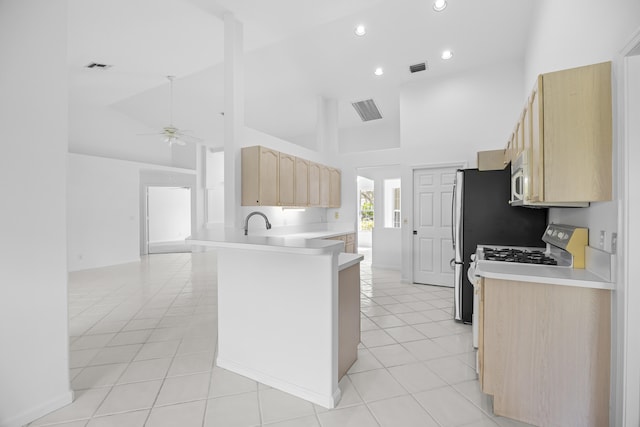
top-left (409, 61), bottom-right (428, 73)
top-left (85, 62), bottom-right (112, 70)
top-left (351, 99), bottom-right (383, 122)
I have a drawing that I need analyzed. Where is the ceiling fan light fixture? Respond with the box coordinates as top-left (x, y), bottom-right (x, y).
top-left (433, 0), bottom-right (447, 12)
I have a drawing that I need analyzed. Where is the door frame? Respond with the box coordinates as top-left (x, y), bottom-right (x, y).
top-left (615, 26), bottom-right (640, 427)
top-left (139, 170), bottom-right (197, 256)
top-left (409, 162), bottom-right (466, 284)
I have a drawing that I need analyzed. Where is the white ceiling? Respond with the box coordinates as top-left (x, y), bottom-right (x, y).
top-left (68, 0), bottom-right (536, 149)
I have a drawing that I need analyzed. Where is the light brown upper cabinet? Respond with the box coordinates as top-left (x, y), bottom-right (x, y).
top-left (319, 165), bottom-right (331, 207)
top-left (294, 157), bottom-right (309, 207)
top-left (278, 152), bottom-right (295, 206)
top-left (529, 61), bottom-right (612, 203)
top-left (241, 146), bottom-right (279, 206)
top-left (329, 168), bottom-right (341, 208)
top-left (242, 146), bottom-right (341, 207)
top-left (309, 162), bottom-right (321, 207)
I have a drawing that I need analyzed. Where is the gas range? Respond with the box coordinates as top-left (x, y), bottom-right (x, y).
top-left (479, 246), bottom-right (568, 267)
top-left (475, 224), bottom-right (589, 269)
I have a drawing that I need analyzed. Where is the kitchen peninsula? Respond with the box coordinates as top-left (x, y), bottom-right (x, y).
top-left (187, 225), bottom-right (363, 408)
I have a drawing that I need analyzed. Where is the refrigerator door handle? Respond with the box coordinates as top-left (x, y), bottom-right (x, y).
top-left (451, 180), bottom-right (456, 250)
top-left (453, 171), bottom-right (464, 263)
top-left (454, 263), bottom-right (463, 321)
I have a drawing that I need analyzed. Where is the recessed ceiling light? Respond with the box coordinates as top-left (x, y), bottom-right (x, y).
top-left (355, 24), bottom-right (366, 36)
top-left (441, 50), bottom-right (453, 60)
top-left (374, 67), bottom-right (384, 76)
top-left (433, 0), bottom-right (447, 11)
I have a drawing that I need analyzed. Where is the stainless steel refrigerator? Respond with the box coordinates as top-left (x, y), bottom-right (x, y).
top-left (452, 168), bottom-right (548, 323)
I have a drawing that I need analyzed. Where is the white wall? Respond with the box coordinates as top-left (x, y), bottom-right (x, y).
top-left (524, 0), bottom-right (640, 91)
top-left (206, 150), bottom-right (225, 224)
top-left (399, 60), bottom-right (525, 281)
top-left (67, 153), bottom-right (197, 271)
top-left (148, 187), bottom-right (191, 243)
top-left (339, 120), bottom-right (400, 153)
top-left (0, 2), bottom-right (72, 426)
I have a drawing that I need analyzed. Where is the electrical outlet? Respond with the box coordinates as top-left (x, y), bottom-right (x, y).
top-left (611, 232), bottom-right (618, 254)
top-left (334, 211), bottom-right (339, 219)
top-left (599, 231), bottom-right (606, 249)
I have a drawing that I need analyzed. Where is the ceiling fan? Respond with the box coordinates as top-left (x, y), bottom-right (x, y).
top-left (139, 75), bottom-right (202, 147)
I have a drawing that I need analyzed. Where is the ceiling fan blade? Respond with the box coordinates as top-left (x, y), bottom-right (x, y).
top-left (175, 132), bottom-right (204, 142)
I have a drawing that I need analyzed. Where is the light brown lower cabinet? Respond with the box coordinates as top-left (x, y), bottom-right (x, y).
top-left (324, 233), bottom-right (356, 253)
top-left (479, 278), bottom-right (610, 427)
top-left (338, 263), bottom-right (360, 379)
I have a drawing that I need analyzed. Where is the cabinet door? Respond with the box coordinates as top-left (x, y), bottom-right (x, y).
top-left (541, 62), bottom-right (612, 202)
top-left (241, 146), bottom-right (260, 206)
top-left (309, 162), bottom-right (320, 206)
top-left (319, 165), bottom-right (331, 207)
top-left (294, 157), bottom-right (309, 207)
top-left (329, 168), bottom-right (341, 208)
top-left (278, 152), bottom-right (295, 206)
top-left (529, 79), bottom-right (544, 202)
top-left (259, 147), bottom-right (279, 206)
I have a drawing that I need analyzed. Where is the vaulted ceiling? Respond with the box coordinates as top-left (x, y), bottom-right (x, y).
top-left (67, 0), bottom-right (535, 150)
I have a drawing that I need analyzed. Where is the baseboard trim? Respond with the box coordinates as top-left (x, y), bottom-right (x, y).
top-left (0, 390), bottom-right (74, 427)
top-left (216, 357), bottom-right (341, 409)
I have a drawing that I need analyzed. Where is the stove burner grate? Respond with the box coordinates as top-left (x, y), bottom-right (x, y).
top-left (482, 248), bottom-right (558, 266)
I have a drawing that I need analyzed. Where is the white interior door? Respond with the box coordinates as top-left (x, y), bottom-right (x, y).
top-left (413, 167), bottom-right (457, 286)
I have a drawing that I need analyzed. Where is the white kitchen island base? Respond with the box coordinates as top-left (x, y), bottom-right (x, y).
top-left (188, 228), bottom-right (362, 408)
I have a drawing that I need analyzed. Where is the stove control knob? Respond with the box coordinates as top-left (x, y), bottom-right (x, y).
top-left (558, 232), bottom-right (564, 239)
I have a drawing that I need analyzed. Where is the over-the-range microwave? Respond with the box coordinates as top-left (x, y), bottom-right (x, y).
top-left (509, 151), bottom-right (588, 208)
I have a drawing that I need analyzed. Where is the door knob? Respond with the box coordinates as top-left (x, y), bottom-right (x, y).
top-left (450, 258), bottom-right (456, 269)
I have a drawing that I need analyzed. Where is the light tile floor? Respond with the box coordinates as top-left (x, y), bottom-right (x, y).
top-left (29, 250), bottom-right (533, 427)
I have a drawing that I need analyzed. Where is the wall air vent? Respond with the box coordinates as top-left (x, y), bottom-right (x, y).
top-left (85, 62), bottom-right (112, 70)
top-left (351, 99), bottom-right (383, 122)
top-left (409, 62), bottom-right (428, 73)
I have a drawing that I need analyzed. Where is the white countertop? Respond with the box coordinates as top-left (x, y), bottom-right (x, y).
top-left (338, 253), bottom-right (364, 271)
top-left (475, 261), bottom-right (614, 290)
top-left (187, 228), bottom-right (345, 255)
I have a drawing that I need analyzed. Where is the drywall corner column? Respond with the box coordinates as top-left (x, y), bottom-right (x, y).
top-left (224, 13), bottom-right (244, 229)
top-left (0, 1), bottom-right (72, 426)
top-left (317, 96), bottom-right (339, 158)
top-left (195, 144), bottom-right (206, 234)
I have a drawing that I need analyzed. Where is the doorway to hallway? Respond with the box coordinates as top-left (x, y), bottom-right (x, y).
top-left (146, 186), bottom-right (192, 254)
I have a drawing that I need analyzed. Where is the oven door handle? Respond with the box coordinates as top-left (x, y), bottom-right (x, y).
top-left (512, 170), bottom-right (524, 201)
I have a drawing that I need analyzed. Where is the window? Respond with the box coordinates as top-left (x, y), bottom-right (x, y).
top-left (359, 189), bottom-right (374, 231)
top-left (384, 179), bottom-right (401, 228)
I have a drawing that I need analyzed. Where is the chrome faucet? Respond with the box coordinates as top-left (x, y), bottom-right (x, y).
top-left (244, 211), bottom-right (272, 235)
